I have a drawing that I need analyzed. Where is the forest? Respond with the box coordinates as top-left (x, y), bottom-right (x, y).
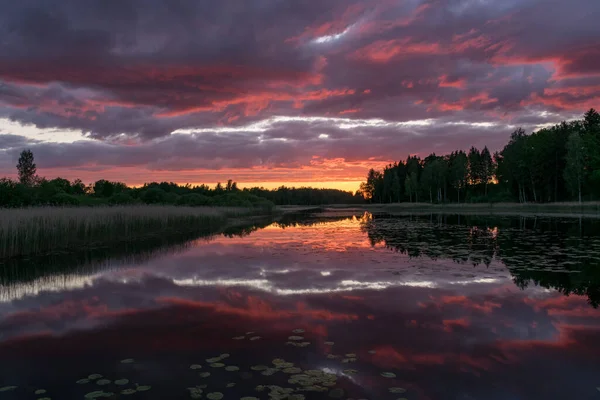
top-left (0, 153), bottom-right (361, 208)
top-left (360, 109), bottom-right (600, 204)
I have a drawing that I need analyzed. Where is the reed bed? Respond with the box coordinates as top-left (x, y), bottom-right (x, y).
top-left (0, 205), bottom-right (257, 259)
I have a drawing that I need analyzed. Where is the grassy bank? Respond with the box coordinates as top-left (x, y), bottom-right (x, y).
top-left (0, 205), bottom-right (274, 259)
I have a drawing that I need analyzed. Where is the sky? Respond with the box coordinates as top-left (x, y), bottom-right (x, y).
top-left (0, 0), bottom-right (598, 191)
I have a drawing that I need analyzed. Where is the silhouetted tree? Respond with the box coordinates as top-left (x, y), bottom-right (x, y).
top-left (564, 131), bottom-right (586, 203)
top-left (16, 149), bottom-right (36, 186)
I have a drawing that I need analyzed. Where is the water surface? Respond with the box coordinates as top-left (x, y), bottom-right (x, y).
top-left (1, 212), bottom-right (600, 399)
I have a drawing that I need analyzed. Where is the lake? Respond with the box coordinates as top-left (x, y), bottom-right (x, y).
top-left (1, 211), bottom-right (600, 400)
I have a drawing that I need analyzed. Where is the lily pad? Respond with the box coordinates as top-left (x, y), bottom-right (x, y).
top-left (77, 379), bottom-right (90, 384)
top-left (389, 387), bottom-right (406, 393)
top-left (241, 397), bottom-right (259, 400)
top-left (35, 389), bottom-right (47, 394)
top-left (88, 374), bottom-right (103, 380)
top-left (207, 392), bottom-right (224, 399)
top-left (381, 372), bottom-right (396, 378)
top-left (210, 363), bottom-right (225, 368)
top-left (226, 382), bottom-right (236, 388)
top-left (0, 386), bottom-right (17, 392)
top-left (233, 336), bottom-right (245, 340)
top-left (292, 329), bottom-right (305, 333)
top-left (136, 385), bottom-right (151, 391)
top-left (199, 372), bottom-right (211, 378)
top-left (96, 379), bottom-right (111, 386)
top-left (249, 336), bottom-right (261, 341)
top-left (120, 358), bottom-right (134, 364)
top-left (37, 397), bottom-right (51, 400)
top-left (288, 336), bottom-right (304, 341)
top-left (246, 331), bottom-right (255, 335)
top-left (121, 389), bottom-right (137, 395)
top-left (219, 353), bottom-right (230, 359)
top-left (206, 357), bottom-right (222, 363)
top-left (190, 364), bottom-right (202, 369)
top-left (251, 365), bottom-right (269, 371)
top-left (225, 366), bottom-right (240, 371)
top-left (324, 341), bottom-right (334, 345)
top-left (115, 379), bottom-right (129, 386)
top-left (84, 391), bottom-right (110, 399)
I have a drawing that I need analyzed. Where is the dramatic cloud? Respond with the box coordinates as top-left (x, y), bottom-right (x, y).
top-left (0, 0), bottom-right (598, 187)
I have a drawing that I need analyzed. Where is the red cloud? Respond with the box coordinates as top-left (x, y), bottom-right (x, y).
top-left (350, 38), bottom-right (442, 63)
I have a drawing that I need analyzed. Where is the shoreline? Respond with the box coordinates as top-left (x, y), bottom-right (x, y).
top-left (277, 202), bottom-right (600, 218)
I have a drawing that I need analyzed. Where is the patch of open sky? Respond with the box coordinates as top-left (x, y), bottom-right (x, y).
top-left (0, 118), bottom-right (94, 144)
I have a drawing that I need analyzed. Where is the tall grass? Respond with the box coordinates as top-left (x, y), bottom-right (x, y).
top-left (0, 205), bottom-right (261, 259)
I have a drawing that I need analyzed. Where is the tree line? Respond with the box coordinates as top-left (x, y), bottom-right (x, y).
top-left (0, 151), bottom-right (360, 208)
top-left (360, 109), bottom-right (600, 204)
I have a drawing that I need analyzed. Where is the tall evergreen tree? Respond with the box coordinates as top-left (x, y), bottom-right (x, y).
top-left (16, 149), bottom-right (37, 186)
top-left (480, 146), bottom-right (493, 196)
top-left (564, 131), bottom-right (586, 203)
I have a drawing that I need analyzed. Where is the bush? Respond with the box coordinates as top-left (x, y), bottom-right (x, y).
top-left (109, 193), bottom-right (135, 205)
top-left (141, 188), bottom-right (166, 204)
top-left (51, 193), bottom-right (81, 206)
top-left (177, 194), bottom-right (214, 206)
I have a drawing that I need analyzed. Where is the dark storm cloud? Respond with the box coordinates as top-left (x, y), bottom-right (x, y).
top-left (0, 0), bottom-right (598, 176)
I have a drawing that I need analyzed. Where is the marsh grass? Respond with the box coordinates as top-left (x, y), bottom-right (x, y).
top-left (0, 205), bottom-right (260, 259)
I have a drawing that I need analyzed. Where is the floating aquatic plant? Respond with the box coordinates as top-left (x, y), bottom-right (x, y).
top-left (233, 336), bottom-right (245, 340)
top-left (77, 379), bottom-right (90, 384)
top-left (35, 389), bottom-right (47, 394)
top-left (190, 364), bottom-right (202, 370)
top-left (251, 365), bottom-right (269, 371)
top-left (199, 372), bottom-right (211, 378)
top-left (206, 392), bottom-right (224, 399)
top-left (88, 374), bottom-right (102, 380)
top-left (121, 389), bottom-right (137, 395)
top-left (225, 366), bottom-right (240, 371)
top-left (96, 379), bottom-right (111, 386)
top-left (226, 382), bottom-right (236, 388)
top-left (37, 397), bottom-right (51, 400)
top-left (0, 386), bottom-right (17, 392)
top-left (84, 390), bottom-right (113, 399)
top-left (389, 387), bottom-right (406, 393)
top-left (206, 357), bottom-right (221, 363)
top-left (187, 386), bottom-right (205, 399)
top-left (249, 336), bottom-right (261, 341)
top-left (288, 336), bottom-right (304, 341)
top-left (381, 372), bottom-right (396, 378)
top-left (120, 358), bottom-right (134, 364)
top-left (136, 385), bottom-right (151, 392)
top-left (261, 368), bottom-right (278, 376)
top-left (324, 341), bottom-right (334, 345)
top-left (240, 397), bottom-right (259, 400)
top-left (210, 363), bottom-right (225, 368)
top-left (115, 379), bottom-right (129, 386)
top-left (292, 329), bottom-right (305, 333)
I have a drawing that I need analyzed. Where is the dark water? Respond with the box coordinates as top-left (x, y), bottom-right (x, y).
top-left (1, 212), bottom-right (600, 400)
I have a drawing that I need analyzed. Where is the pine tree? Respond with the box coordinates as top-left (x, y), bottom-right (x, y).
top-left (16, 149), bottom-right (37, 186)
top-left (564, 131), bottom-right (586, 203)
